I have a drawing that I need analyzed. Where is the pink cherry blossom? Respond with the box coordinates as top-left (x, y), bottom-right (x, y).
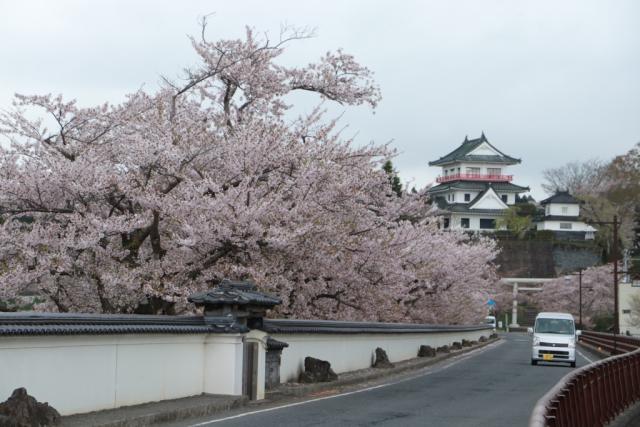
top-left (0, 25), bottom-right (498, 323)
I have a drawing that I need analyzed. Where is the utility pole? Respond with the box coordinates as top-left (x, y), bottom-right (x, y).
top-left (579, 269), bottom-right (583, 329)
top-left (614, 215), bottom-right (619, 354)
top-left (588, 216), bottom-right (620, 354)
top-left (566, 269), bottom-right (585, 329)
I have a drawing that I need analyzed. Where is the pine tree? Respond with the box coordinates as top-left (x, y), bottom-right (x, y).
top-left (631, 205), bottom-right (640, 277)
top-left (382, 160), bottom-right (402, 197)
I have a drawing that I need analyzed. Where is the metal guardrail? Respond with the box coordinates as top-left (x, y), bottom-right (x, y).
top-left (579, 330), bottom-right (640, 355)
top-left (529, 332), bottom-right (640, 427)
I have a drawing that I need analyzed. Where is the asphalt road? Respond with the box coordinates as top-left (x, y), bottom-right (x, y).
top-left (170, 333), bottom-right (599, 427)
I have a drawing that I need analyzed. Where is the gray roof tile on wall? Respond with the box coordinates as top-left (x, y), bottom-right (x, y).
top-left (262, 319), bottom-right (491, 334)
top-left (0, 312), bottom-right (247, 336)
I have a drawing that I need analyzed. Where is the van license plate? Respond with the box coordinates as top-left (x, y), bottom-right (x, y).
top-left (543, 354), bottom-right (554, 361)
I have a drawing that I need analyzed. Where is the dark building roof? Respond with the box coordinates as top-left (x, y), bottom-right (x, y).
top-left (188, 279), bottom-right (282, 308)
top-left (433, 197), bottom-right (506, 215)
top-left (0, 312), bottom-right (247, 336)
top-left (445, 205), bottom-right (507, 215)
top-left (539, 191), bottom-right (582, 205)
top-left (429, 133), bottom-right (521, 166)
top-left (428, 181), bottom-right (529, 194)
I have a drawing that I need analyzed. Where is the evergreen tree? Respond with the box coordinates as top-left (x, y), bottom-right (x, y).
top-left (631, 205), bottom-right (640, 277)
top-left (382, 160), bottom-right (402, 197)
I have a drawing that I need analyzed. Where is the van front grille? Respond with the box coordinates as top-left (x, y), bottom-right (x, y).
top-left (539, 350), bottom-right (570, 359)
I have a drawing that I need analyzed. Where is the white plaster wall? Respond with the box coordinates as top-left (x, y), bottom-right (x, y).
top-left (548, 203), bottom-right (580, 216)
top-left (468, 143), bottom-right (500, 157)
top-left (0, 333), bottom-right (243, 416)
top-left (203, 335), bottom-right (244, 396)
top-left (450, 214), bottom-right (504, 231)
top-left (498, 193), bottom-right (516, 205)
top-left (273, 329), bottom-right (491, 383)
top-left (453, 191), bottom-right (480, 203)
top-left (471, 190), bottom-right (506, 210)
top-left (537, 220), bottom-right (594, 232)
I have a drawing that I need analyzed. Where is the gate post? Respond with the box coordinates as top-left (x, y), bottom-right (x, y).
top-left (510, 282), bottom-right (519, 327)
top-left (244, 330), bottom-right (268, 400)
top-left (189, 280), bottom-right (281, 401)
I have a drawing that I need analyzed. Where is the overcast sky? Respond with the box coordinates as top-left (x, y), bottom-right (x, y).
top-left (1, 0), bottom-right (639, 199)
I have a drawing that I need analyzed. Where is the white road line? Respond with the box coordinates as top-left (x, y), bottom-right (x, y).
top-left (577, 349), bottom-right (594, 364)
top-left (188, 340), bottom-right (504, 426)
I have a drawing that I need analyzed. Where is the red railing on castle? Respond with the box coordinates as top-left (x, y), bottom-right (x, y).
top-left (435, 173), bottom-right (513, 183)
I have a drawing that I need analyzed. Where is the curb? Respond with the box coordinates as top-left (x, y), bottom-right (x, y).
top-left (61, 395), bottom-right (248, 427)
top-left (607, 399), bottom-right (640, 427)
top-left (578, 340), bottom-right (611, 359)
top-left (265, 337), bottom-right (501, 400)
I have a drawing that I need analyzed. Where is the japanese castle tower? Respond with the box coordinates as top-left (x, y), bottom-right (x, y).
top-left (427, 133), bottom-right (529, 231)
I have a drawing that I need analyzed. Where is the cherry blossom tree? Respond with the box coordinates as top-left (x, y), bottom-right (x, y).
top-left (0, 25), bottom-right (498, 323)
top-left (533, 264), bottom-right (615, 327)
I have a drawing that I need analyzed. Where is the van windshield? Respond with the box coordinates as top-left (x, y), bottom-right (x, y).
top-left (534, 318), bottom-right (575, 335)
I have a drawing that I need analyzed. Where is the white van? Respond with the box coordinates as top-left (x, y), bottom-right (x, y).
top-left (528, 312), bottom-right (581, 367)
top-left (485, 315), bottom-right (497, 332)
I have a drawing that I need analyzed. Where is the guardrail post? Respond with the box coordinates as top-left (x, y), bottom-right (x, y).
top-left (576, 375), bottom-right (586, 427)
top-left (530, 334), bottom-right (640, 427)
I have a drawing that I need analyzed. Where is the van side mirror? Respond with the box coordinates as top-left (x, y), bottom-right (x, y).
top-left (527, 327), bottom-right (533, 335)
top-left (576, 330), bottom-right (582, 336)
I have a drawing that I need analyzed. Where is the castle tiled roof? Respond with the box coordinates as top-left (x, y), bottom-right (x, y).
top-left (428, 181), bottom-right (529, 195)
top-left (433, 197), bottom-right (507, 215)
top-left (539, 191), bottom-right (582, 205)
top-left (429, 133), bottom-right (521, 166)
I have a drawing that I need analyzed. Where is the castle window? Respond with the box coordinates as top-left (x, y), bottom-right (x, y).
top-left (562, 207), bottom-right (568, 214)
top-left (480, 218), bottom-right (496, 229)
top-left (443, 218), bottom-right (450, 229)
top-left (488, 168), bottom-right (501, 176)
top-left (464, 193), bottom-right (470, 202)
top-left (466, 167), bottom-right (481, 175)
top-left (461, 218), bottom-right (470, 228)
top-left (560, 223), bottom-right (572, 230)
top-left (501, 195), bottom-right (508, 203)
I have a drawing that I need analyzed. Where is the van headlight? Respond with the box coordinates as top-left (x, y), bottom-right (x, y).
top-left (568, 340), bottom-right (575, 348)
top-left (533, 337), bottom-right (540, 346)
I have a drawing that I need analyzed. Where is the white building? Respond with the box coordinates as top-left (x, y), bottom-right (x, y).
top-left (427, 133), bottom-right (529, 231)
top-left (535, 191), bottom-right (596, 240)
top-left (619, 279), bottom-right (640, 336)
